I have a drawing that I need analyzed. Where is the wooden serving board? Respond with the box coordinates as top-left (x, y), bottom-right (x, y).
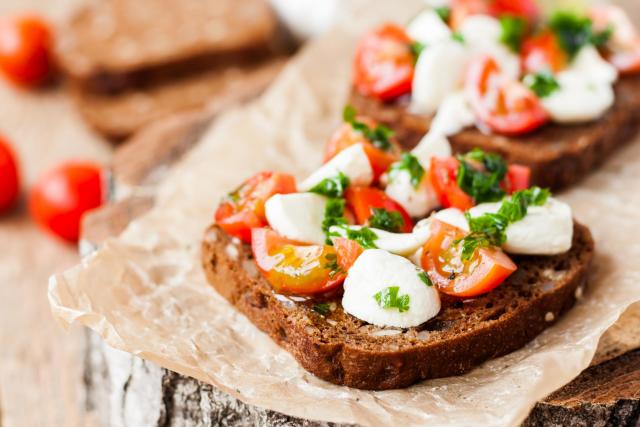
top-left (81, 112), bottom-right (640, 426)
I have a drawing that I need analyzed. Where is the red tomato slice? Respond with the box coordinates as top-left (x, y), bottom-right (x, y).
top-left (521, 31), bottom-right (569, 74)
top-left (451, 0), bottom-right (538, 30)
top-left (588, 5), bottom-right (640, 75)
top-left (0, 136), bottom-right (20, 213)
top-left (429, 157), bottom-right (474, 211)
top-left (421, 220), bottom-right (516, 297)
top-left (0, 15), bottom-right (52, 86)
top-left (467, 55), bottom-right (548, 135)
top-left (251, 228), bottom-right (360, 295)
top-left (503, 164), bottom-right (531, 193)
top-left (353, 24), bottom-right (414, 101)
top-left (29, 161), bottom-right (103, 242)
top-left (345, 187), bottom-right (413, 232)
top-left (215, 172), bottom-right (296, 243)
top-left (450, 0), bottom-right (491, 30)
top-left (324, 121), bottom-right (401, 181)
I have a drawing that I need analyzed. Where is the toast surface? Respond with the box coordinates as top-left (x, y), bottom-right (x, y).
top-left (56, 0), bottom-right (277, 80)
top-left (202, 223), bottom-right (593, 390)
top-left (350, 76), bottom-right (640, 190)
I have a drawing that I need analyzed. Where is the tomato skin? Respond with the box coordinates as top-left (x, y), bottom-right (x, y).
top-left (251, 228), bottom-right (360, 295)
top-left (421, 220), bottom-right (516, 298)
top-left (324, 122), bottom-right (401, 182)
top-left (0, 15), bottom-right (52, 86)
top-left (429, 157), bottom-right (474, 211)
top-left (215, 172), bottom-right (296, 243)
top-left (451, 0), bottom-right (538, 30)
top-left (467, 55), bottom-right (548, 136)
top-left (345, 187), bottom-right (413, 232)
top-left (29, 161), bottom-right (103, 242)
top-left (353, 24), bottom-right (414, 101)
top-left (504, 164), bottom-right (531, 193)
top-left (521, 31), bottom-right (568, 74)
top-left (0, 137), bottom-right (20, 213)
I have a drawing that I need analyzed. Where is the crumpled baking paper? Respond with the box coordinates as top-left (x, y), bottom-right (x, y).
top-left (49, 1), bottom-right (640, 425)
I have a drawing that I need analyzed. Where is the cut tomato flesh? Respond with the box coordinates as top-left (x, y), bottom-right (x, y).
top-left (429, 157), bottom-right (474, 211)
top-left (345, 186), bottom-right (413, 231)
top-left (521, 31), bottom-right (568, 74)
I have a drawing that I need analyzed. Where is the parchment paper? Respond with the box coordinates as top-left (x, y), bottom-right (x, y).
top-left (49, 1), bottom-right (640, 425)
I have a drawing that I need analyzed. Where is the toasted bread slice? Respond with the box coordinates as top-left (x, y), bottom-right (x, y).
top-left (56, 0), bottom-right (277, 80)
top-left (202, 222), bottom-right (593, 390)
top-left (72, 56), bottom-right (287, 139)
top-left (349, 76), bottom-right (640, 190)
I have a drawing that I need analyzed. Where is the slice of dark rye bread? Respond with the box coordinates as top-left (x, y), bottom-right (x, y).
top-left (201, 222), bottom-right (594, 390)
top-left (349, 75), bottom-right (640, 190)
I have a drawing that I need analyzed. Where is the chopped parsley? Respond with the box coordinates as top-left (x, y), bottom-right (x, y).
top-left (500, 15), bottom-right (527, 52)
top-left (417, 271), bottom-right (433, 287)
top-left (322, 198), bottom-right (347, 244)
top-left (549, 11), bottom-right (613, 58)
top-left (374, 286), bottom-right (410, 313)
top-left (434, 6), bottom-right (451, 23)
top-left (524, 72), bottom-right (561, 98)
top-left (309, 171), bottom-right (349, 198)
top-left (389, 153), bottom-right (425, 188)
top-left (457, 187), bottom-right (551, 260)
top-left (344, 226), bottom-right (378, 249)
top-left (322, 252), bottom-right (343, 279)
top-left (410, 41), bottom-right (426, 61)
top-left (343, 105), bottom-right (394, 151)
top-left (312, 302), bottom-right (331, 316)
top-left (451, 32), bottom-right (465, 43)
top-left (368, 208), bottom-right (405, 233)
top-left (456, 149), bottom-right (508, 204)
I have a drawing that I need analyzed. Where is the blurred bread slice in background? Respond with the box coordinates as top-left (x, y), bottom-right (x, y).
top-left (55, 0), bottom-right (294, 139)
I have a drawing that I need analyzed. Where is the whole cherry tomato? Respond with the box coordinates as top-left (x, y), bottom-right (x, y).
top-left (29, 161), bottom-right (103, 242)
top-left (0, 15), bottom-right (53, 86)
top-left (0, 136), bottom-right (20, 213)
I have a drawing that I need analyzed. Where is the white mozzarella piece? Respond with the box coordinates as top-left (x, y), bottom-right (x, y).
top-left (407, 9), bottom-right (452, 46)
top-left (428, 91), bottom-right (476, 136)
top-left (411, 132), bottom-right (453, 165)
top-left (385, 171), bottom-right (439, 218)
top-left (570, 45), bottom-right (618, 84)
top-left (469, 198), bottom-right (574, 255)
top-left (542, 73), bottom-right (614, 123)
top-left (342, 249), bottom-right (441, 328)
top-left (268, 0), bottom-right (336, 40)
top-left (329, 225), bottom-right (431, 257)
top-left (298, 144), bottom-right (373, 191)
top-left (411, 40), bottom-right (470, 115)
top-left (264, 193), bottom-right (327, 245)
top-left (432, 208), bottom-right (469, 231)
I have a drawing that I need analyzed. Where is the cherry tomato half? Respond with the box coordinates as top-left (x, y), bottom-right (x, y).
top-left (345, 187), bottom-right (413, 232)
top-left (467, 55), bottom-right (548, 136)
top-left (521, 31), bottom-right (569, 74)
top-left (353, 24), bottom-right (415, 101)
top-left (0, 136), bottom-right (20, 213)
top-left (503, 164), bottom-right (531, 193)
top-left (451, 0), bottom-right (539, 30)
top-left (588, 5), bottom-right (640, 75)
top-left (0, 15), bottom-right (52, 86)
top-left (429, 157), bottom-right (474, 211)
top-left (324, 120), bottom-right (401, 182)
top-left (215, 172), bottom-right (296, 243)
top-left (29, 161), bottom-right (103, 242)
top-left (421, 219), bottom-right (516, 297)
top-left (251, 228), bottom-right (362, 295)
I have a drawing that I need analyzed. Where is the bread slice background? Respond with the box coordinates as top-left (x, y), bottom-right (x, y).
top-left (350, 76), bottom-right (640, 190)
top-left (202, 222), bottom-right (593, 390)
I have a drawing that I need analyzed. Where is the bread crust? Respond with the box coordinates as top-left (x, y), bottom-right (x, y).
top-left (202, 223), bottom-right (594, 390)
top-left (349, 76), bottom-right (640, 190)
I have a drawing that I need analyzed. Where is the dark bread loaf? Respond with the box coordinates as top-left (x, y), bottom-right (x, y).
top-left (202, 222), bottom-right (594, 390)
top-left (349, 75), bottom-right (640, 190)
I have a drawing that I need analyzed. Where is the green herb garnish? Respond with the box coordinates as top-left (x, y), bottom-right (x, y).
top-left (410, 41), bottom-right (426, 61)
top-left (456, 149), bottom-right (508, 204)
top-left (309, 171), bottom-right (349, 198)
top-left (323, 252), bottom-right (343, 279)
top-left (343, 105), bottom-right (394, 151)
top-left (417, 271), bottom-right (433, 287)
top-left (500, 15), bottom-right (527, 52)
top-left (389, 153), bottom-right (425, 188)
top-left (435, 6), bottom-right (451, 23)
top-left (312, 302), bottom-right (331, 316)
top-left (524, 72), bottom-right (561, 98)
top-left (374, 286), bottom-right (410, 312)
top-left (368, 208), bottom-right (405, 233)
top-left (344, 226), bottom-right (378, 249)
top-left (457, 187), bottom-right (551, 260)
top-left (322, 198), bottom-right (348, 244)
top-left (451, 32), bottom-right (465, 43)
top-left (549, 11), bottom-right (613, 58)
